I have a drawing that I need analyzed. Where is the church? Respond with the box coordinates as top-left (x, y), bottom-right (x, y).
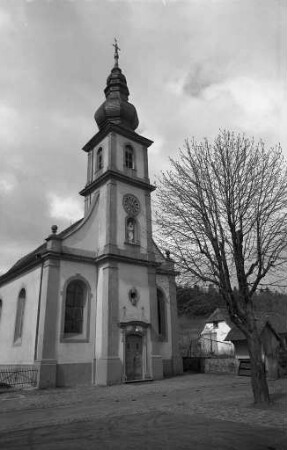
top-left (0, 44), bottom-right (183, 388)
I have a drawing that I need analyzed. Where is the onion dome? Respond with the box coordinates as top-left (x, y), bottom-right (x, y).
top-left (94, 40), bottom-right (139, 131)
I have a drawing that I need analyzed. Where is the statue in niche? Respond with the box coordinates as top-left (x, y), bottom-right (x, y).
top-left (127, 218), bottom-right (135, 243)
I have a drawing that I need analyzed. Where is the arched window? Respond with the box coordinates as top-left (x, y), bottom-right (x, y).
top-left (64, 280), bottom-right (87, 335)
top-left (125, 145), bottom-right (134, 169)
top-left (97, 147), bottom-right (103, 170)
top-left (157, 288), bottom-right (167, 339)
top-left (14, 289), bottom-right (26, 343)
top-left (126, 217), bottom-right (137, 244)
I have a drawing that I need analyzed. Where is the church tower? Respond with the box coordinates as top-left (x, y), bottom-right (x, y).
top-left (75, 41), bottom-right (168, 384)
top-left (0, 43), bottom-right (182, 387)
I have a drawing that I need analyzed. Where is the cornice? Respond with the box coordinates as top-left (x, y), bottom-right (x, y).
top-left (156, 267), bottom-right (179, 277)
top-left (96, 252), bottom-right (159, 268)
top-left (0, 251), bottom-right (95, 288)
top-left (0, 249), bottom-right (161, 287)
top-left (0, 258), bottom-right (43, 287)
top-left (79, 169), bottom-right (156, 197)
top-left (82, 123), bottom-right (153, 152)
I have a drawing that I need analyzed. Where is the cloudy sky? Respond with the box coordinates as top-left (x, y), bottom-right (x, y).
top-left (0, 0), bottom-right (286, 273)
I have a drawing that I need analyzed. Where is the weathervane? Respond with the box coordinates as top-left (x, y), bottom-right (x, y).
top-left (113, 38), bottom-right (120, 68)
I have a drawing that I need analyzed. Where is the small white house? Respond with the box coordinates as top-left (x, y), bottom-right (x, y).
top-left (200, 308), bottom-right (235, 356)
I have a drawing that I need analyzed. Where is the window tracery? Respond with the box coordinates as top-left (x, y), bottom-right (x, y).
top-left (64, 280), bottom-right (86, 335)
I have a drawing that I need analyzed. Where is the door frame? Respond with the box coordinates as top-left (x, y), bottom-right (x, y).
top-left (125, 333), bottom-right (143, 381)
top-left (120, 321), bottom-right (150, 382)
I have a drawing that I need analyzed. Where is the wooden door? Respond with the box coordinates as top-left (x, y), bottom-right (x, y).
top-left (125, 334), bottom-right (143, 381)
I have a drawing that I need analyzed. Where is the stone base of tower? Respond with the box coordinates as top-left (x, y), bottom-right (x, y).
top-left (95, 357), bottom-right (123, 385)
top-left (56, 363), bottom-right (93, 386)
top-left (172, 355), bottom-right (183, 375)
top-left (36, 359), bottom-right (57, 389)
top-left (161, 357), bottom-right (183, 378)
top-left (151, 355), bottom-right (163, 380)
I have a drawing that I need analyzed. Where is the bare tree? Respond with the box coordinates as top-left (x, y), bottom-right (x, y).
top-left (156, 130), bottom-right (287, 404)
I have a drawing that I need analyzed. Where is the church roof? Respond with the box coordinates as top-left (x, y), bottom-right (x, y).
top-left (0, 221), bottom-right (173, 285)
top-left (0, 219), bottom-right (83, 286)
top-left (94, 42), bottom-right (139, 132)
top-left (5, 243), bottom-right (47, 277)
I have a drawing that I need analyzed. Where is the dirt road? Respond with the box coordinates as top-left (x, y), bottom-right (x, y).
top-left (0, 373), bottom-right (286, 449)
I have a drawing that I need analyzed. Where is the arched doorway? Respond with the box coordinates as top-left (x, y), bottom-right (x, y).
top-left (125, 333), bottom-right (143, 381)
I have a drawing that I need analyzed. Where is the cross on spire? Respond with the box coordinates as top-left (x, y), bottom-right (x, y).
top-left (113, 38), bottom-right (120, 68)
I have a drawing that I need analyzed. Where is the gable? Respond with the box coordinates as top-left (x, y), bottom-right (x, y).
top-left (152, 240), bottom-right (167, 263)
top-left (226, 320), bottom-right (282, 342)
top-left (205, 307), bottom-right (233, 327)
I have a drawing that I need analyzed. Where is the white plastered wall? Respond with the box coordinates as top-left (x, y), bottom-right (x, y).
top-left (117, 262), bottom-right (151, 363)
top-left (63, 187), bottom-right (105, 253)
top-left (155, 274), bottom-right (173, 359)
top-left (94, 262), bottom-right (152, 360)
top-left (201, 321), bottom-right (234, 355)
top-left (116, 135), bottom-right (146, 180)
top-left (0, 267), bottom-right (41, 364)
top-left (118, 262), bottom-right (151, 324)
top-left (56, 260), bottom-right (97, 364)
top-left (86, 136), bottom-right (109, 184)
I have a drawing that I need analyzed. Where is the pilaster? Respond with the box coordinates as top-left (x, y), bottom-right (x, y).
top-left (168, 273), bottom-right (183, 375)
top-left (142, 145), bottom-right (149, 181)
top-left (145, 192), bottom-right (155, 259)
top-left (95, 262), bottom-right (122, 385)
top-left (108, 132), bottom-right (117, 171)
top-left (36, 258), bottom-right (60, 388)
top-left (104, 179), bottom-right (117, 254)
top-left (148, 266), bottom-right (163, 379)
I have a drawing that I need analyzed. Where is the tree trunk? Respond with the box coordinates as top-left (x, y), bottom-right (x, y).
top-left (247, 334), bottom-right (270, 404)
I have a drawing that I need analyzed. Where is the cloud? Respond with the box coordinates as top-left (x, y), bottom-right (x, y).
top-left (183, 63), bottom-right (224, 98)
top-left (48, 193), bottom-right (83, 223)
top-left (0, 7), bottom-right (13, 32)
top-left (0, 105), bottom-right (21, 144)
top-left (0, 174), bottom-right (17, 194)
top-left (0, 0), bottom-right (283, 275)
top-left (202, 76), bottom-right (285, 140)
top-left (163, 68), bottom-right (285, 147)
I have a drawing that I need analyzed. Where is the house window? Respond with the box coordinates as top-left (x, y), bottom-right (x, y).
top-left (157, 289), bottom-right (167, 340)
top-left (64, 280), bottom-right (87, 335)
top-left (125, 145), bottom-right (134, 169)
top-left (97, 147), bottom-right (103, 170)
top-left (14, 289), bottom-right (26, 344)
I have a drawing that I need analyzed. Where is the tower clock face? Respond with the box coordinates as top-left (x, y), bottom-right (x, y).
top-left (123, 194), bottom-right (141, 216)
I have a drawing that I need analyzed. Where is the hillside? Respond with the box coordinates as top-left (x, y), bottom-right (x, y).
top-left (177, 285), bottom-right (287, 318)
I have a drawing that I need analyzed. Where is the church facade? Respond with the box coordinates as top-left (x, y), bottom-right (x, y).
top-left (0, 50), bottom-right (182, 388)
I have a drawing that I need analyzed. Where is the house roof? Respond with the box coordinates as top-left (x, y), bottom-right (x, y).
top-left (225, 312), bottom-right (287, 342)
top-left (205, 307), bottom-right (233, 327)
top-left (259, 312), bottom-right (287, 335)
